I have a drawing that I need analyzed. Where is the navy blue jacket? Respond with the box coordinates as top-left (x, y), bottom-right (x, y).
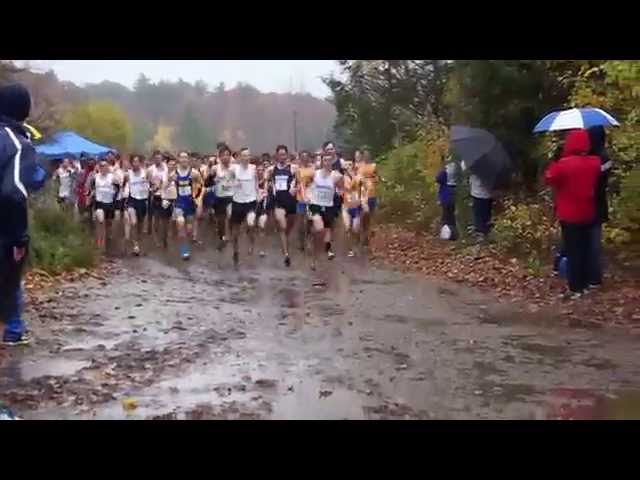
top-left (0, 116), bottom-right (47, 248)
top-left (436, 169), bottom-right (456, 206)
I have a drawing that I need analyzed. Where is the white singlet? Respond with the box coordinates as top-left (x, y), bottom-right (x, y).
top-left (232, 164), bottom-right (257, 203)
top-left (311, 170), bottom-right (338, 207)
top-left (57, 167), bottom-right (72, 198)
top-left (95, 173), bottom-right (115, 204)
top-left (215, 165), bottom-right (234, 198)
top-left (128, 169), bottom-right (149, 200)
top-left (161, 170), bottom-right (178, 200)
top-left (149, 164), bottom-right (167, 196)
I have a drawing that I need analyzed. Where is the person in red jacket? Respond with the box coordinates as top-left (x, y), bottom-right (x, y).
top-left (544, 129), bottom-right (601, 298)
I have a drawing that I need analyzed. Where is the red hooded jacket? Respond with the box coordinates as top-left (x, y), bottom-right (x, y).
top-left (544, 129), bottom-right (601, 224)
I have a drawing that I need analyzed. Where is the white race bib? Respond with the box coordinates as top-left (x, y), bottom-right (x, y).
top-left (314, 187), bottom-right (334, 207)
top-left (275, 175), bottom-right (289, 191)
top-left (178, 185), bottom-right (192, 197)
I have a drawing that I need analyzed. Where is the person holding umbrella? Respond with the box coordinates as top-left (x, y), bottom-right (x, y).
top-left (449, 126), bottom-right (511, 242)
top-left (533, 107), bottom-right (619, 288)
top-left (544, 129), bottom-right (601, 299)
top-left (586, 125), bottom-right (612, 288)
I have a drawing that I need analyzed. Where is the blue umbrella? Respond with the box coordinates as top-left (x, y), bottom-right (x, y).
top-left (533, 108), bottom-right (619, 133)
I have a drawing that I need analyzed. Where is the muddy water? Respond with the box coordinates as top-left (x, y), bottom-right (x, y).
top-left (3, 232), bottom-right (640, 419)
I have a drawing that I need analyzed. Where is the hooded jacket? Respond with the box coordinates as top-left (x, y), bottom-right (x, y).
top-left (544, 129), bottom-right (601, 224)
top-left (0, 84), bottom-right (47, 249)
top-left (587, 125), bottom-right (611, 223)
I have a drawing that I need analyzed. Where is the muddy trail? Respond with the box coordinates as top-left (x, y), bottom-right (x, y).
top-left (3, 230), bottom-right (640, 420)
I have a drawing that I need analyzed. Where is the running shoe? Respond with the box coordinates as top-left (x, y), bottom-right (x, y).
top-left (327, 250), bottom-right (336, 260)
top-left (347, 250), bottom-right (355, 258)
top-left (259, 251), bottom-right (266, 258)
top-left (0, 405), bottom-right (21, 420)
top-left (559, 291), bottom-right (583, 301)
top-left (2, 331), bottom-right (32, 347)
top-left (132, 244), bottom-right (141, 256)
top-left (180, 244), bottom-right (190, 261)
top-left (284, 255), bottom-right (291, 267)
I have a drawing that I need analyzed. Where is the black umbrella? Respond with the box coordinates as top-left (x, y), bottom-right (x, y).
top-left (449, 125), bottom-right (512, 189)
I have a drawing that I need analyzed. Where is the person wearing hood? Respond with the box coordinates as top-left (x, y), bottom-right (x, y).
top-left (544, 129), bottom-right (601, 299)
top-left (0, 83), bottom-right (47, 345)
top-left (586, 125), bottom-right (611, 288)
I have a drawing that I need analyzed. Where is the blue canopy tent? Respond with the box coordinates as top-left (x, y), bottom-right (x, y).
top-left (35, 131), bottom-right (115, 161)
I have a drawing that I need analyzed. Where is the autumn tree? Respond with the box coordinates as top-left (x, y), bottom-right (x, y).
top-left (62, 100), bottom-right (132, 151)
top-left (176, 103), bottom-right (213, 153)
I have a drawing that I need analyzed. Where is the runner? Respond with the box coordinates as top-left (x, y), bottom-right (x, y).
top-left (75, 158), bottom-right (96, 222)
top-left (148, 150), bottom-right (168, 246)
top-left (191, 154), bottom-right (206, 246)
top-left (230, 147), bottom-right (259, 266)
top-left (85, 158), bottom-right (98, 228)
top-left (123, 155), bottom-right (150, 256)
top-left (295, 150), bottom-right (315, 252)
top-left (53, 158), bottom-right (75, 212)
top-left (159, 156), bottom-right (178, 249)
top-left (213, 146), bottom-right (234, 250)
top-left (256, 162), bottom-right (275, 258)
top-left (323, 141), bottom-right (345, 224)
top-left (93, 159), bottom-right (119, 250)
top-left (342, 160), bottom-right (365, 257)
top-left (308, 154), bottom-right (344, 270)
top-left (358, 148), bottom-right (378, 246)
top-left (266, 144), bottom-right (298, 267)
top-left (203, 155), bottom-right (217, 222)
top-left (174, 151), bottom-right (203, 260)
top-left (111, 155), bottom-right (126, 224)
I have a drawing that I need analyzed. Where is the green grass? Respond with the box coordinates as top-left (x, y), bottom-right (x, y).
top-left (28, 192), bottom-right (97, 274)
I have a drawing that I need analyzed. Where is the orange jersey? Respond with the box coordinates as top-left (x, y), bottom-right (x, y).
top-left (343, 174), bottom-right (364, 208)
top-left (358, 162), bottom-right (377, 198)
top-left (296, 166), bottom-right (315, 202)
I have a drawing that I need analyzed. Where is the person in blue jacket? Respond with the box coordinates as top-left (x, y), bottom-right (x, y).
top-left (435, 155), bottom-right (458, 240)
top-left (0, 83), bottom-right (47, 346)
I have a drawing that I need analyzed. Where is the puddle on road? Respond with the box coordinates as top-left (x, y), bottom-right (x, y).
top-left (19, 358), bottom-right (91, 382)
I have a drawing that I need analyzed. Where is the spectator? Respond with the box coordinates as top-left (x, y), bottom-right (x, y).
top-left (435, 155), bottom-right (458, 240)
top-left (586, 125), bottom-right (612, 288)
top-left (0, 83), bottom-right (47, 345)
top-left (468, 171), bottom-right (493, 240)
top-left (544, 129), bottom-right (601, 299)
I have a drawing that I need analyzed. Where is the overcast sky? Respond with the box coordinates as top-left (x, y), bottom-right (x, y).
top-left (21, 60), bottom-right (337, 98)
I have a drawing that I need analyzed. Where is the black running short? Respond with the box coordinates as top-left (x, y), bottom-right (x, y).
top-left (151, 195), bottom-right (163, 216)
top-left (114, 199), bottom-right (125, 212)
top-left (128, 197), bottom-right (148, 219)
top-left (274, 192), bottom-right (297, 216)
top-left (214, 196), bottom-right (233, 217)
top-left (95, 201), bottom-right (115, 220)
top-left (231, 201), bottom-right (257, 225)
top-left (161, 199), bottom-right (175, 219)
top-left (309, 204), bottom-right (337, 229)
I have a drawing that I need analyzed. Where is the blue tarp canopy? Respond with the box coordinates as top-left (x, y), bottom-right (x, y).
top-left (35, 131), bottom-right (115, 160)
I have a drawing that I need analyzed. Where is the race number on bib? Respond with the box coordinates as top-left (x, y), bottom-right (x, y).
top-left (275, 176), bottom-right (289, 191)
top-left (178, 185), bottom-right (192, 196)
top-left (315, 187), bottom-right (334, 206)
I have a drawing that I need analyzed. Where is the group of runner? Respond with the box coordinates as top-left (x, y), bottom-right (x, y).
top-left (53, 141), bottom-right (378, 270)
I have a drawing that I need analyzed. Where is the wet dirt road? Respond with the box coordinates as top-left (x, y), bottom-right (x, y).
top-left (3, 232), bottom-right (640, 420)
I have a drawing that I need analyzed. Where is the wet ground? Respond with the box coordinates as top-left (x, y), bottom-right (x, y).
top-left (3, 227), bottom-right (640, 420)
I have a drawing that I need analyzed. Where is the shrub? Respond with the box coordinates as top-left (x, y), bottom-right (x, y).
top-left (492, 199), bottom-right (559, 257)
top-left (28, 199), bottom-right (96, 274)
top-left (377, 129), bottom-right (445, 231)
